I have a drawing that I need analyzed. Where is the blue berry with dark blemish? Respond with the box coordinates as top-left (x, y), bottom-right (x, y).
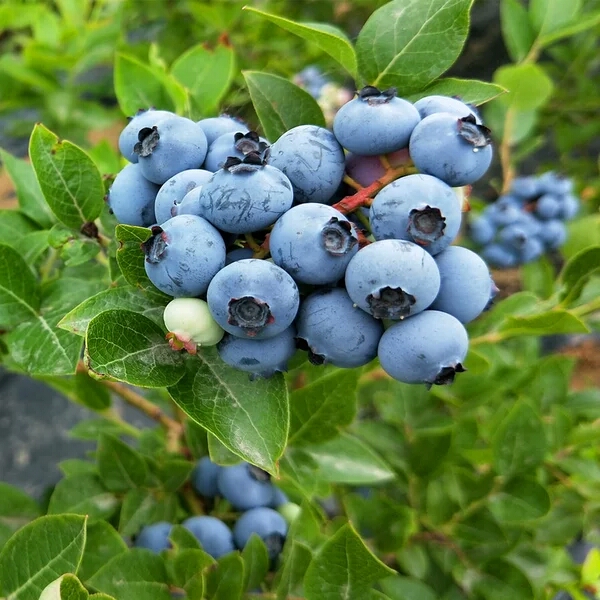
top-left (233, 507), bottom-right (288, 561)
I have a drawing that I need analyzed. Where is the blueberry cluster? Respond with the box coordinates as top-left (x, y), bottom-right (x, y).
top-left (469, 172), bottom-right (580, 268)
top-left (134, 457), bottom-right (292, 563)
top-left (110, 86), bottom-right (496, 387)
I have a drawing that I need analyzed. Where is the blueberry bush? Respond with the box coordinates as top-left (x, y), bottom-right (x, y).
top-left (1, 1), bottom-right (600, 599)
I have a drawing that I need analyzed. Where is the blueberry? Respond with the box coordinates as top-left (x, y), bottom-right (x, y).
top-left (191, 457), bottom-right (222, 498)
top-left (134, 521), bottom-right (172, 553)
top-left (270, 487), bottom-right (289, 508)
top-left (498, 223), bottom-right (531, 251)
top-left (217, 326), bottom-right (297, 378)
top-left (509, 175), bottom-right (541, 199)
top-left (217, 463), bottom-right (275, 510)
top-left (333, 86), bottom-right (420, 156)
top-left (295, 288), bottom-right (383, 368)
top-left (519, 236), bottom-right (544, 263)
top-left (567, 539), bottom-right (595, 565)
top-left (430, 246), bottom-right (492, 323)
top-left (207, 259), bottom-right (299, 340)
top-left (535, 194), bottom-right (561, 220)
top-left (134, 115), bottom-right (208, 184)
top-left (345, 239), bottom-right (441, 320)
top-left (560, 193), bottom-right (579, 220)
top-left (409, 113), bottom-right (493, 186)
top-left (154, 169), bottom-right (213, 224)
top-left (369, 174), bottom-right (462, 255)
top-left (198, 155), bottom-right (294, 234)
top-left (144, 214), bottom-right (226, 297)
top-left (204, 131), bottom-right (269, 172)
top-left (182, 516), bottom-right (235, 558)
top-left (267, 125), bottom-right (345, 204)
top-left (233, 507), bottom-right (288, 560)
top-left (118, 108), bottom-right (173, 163)
top-left (345, 149), bottom-right (411, 187)
top-left (163, 298), bottom-right (224, 352)
top-left (225, 247), bottom-right (255, 265)
top-left (484, 200), bottom-right (523, 227)
top-left (197, 115), bottom-right (249, 146)
top-left (106, 163), bottom-right (159, 227)
top-left (413, 95), bottom-right (481, 122)
top-left (481, 243), bottom-right (519, 268)
top-left (469, 215), bottom-right (496, 245)
top-left (539, 219), bottom-right (567, 249)
top-left (269, 204), bottom-right (358, 285)
top-left (378, 310), bottom-right (469, 386)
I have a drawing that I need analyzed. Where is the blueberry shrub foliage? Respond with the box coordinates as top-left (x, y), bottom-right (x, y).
top-left (1, 1), bottom-right (600, 599)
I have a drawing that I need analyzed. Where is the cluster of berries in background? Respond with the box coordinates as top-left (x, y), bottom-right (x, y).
top-left (469, 171), bottom-right (580, 268)
top-left (135, 457), bottom-right (293, 565)
top-left (109, 84), bottom-right (499, 387)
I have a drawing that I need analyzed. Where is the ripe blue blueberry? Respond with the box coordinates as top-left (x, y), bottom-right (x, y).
top-left (217, 326), bottom-right (297, 379)
top-left (430, 246), bottom-right (492, 323)
top-left (369, 174), bottom-right (462, 255)
top-left (509, 175), bottom-right (541, 199)
top-left (560, 194), bottom-right (579, 220)
top-left (182, 516), bottom-right (235, 558)
top-left (269, 204), bottom-right (358, 285)
top-left (481, 243), bottom-right (519, 268)
top-left (233, 507), bottom-right (288, 560)
top-left (154, 169), bottom-right (213, 225)
top-left (409, 113), bottom-right (493, 186)
top-left (535, 194), bottom-right (561, 220)
top-left (413, 95), bottom-right (481, 121)
top-left (519, 236), bottom-right (544, 263)
top-left (267, 125), bottom-right (345, 204)
top-left (295, 288), bottom-right (384, 368)
top-left (498, 223), bottom-right (531, 251)
top-left (217, 463), bottom-right (275, 510)
top-left (204, 131), bottom-right (269, 172)
top-left (134, 115), bottom-right (208, 184)
top-left (225, 247), bottom-right (255, 265)
top-left (118, 108), bottom-right (173, 163)
top-left (134, 521), bottom-right (172, 553)
top-left (469, 215), bottom-right (496, 245)
top-left (539, 219), bottom-right (567, 249)
top-left (378, 310), bottom-right (469, 386)
top-left (345, 239), bottom-right (441, 319)
top-left (106, 163), bottom-right (159, 227)
top-left (144, 214), bottom-right (226, 297)
top-left (198, 154), bottom-right (294, 234)
top-left (270, 487), bottom-right (289, 508)
top-left (197, 115), bottom-right (249, 146)
top-left (191, 457), bottom-right (222, 498)
top-left (207, 259), bottom-right (299, 340)
top-left (333, 86), bottom-right (420, 156)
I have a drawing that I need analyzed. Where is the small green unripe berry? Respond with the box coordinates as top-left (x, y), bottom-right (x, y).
top-left (164, 298), bottom-right (224, 353)
top-left (277, 501), bottom-right (301, 525)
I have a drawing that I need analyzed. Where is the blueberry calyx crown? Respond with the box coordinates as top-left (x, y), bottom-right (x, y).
top-left (223, 152), bottom-right (265, 173)
top-left (227, 296), bottom-right (274, 336)
top-left (457, 115), bottom-right (492, 148)
top-left (408, 206), bottom-right (446, 245)
top-left (357, 85), bottom-right (397, 105)
top-left (142, 226), bottom-right (167, 264)
top-left (234, 131), bottom-right (269, 155)
top-left (428, 363), bottom-right (467, 388)
top-left (134, 126), bottom-right (160, 157)
top-left (367, 286), bottom-right (416, 319)
top-left (321, 218), bottom-right (358, 256)
top-left (247, 464), bottom-right (271, 483)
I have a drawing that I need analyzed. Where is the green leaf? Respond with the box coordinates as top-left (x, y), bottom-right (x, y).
top-left (114, 53), bottom-right (175, 116)
top-left (0, 210), bottom-right (39, 244)
top-left (521, 255), bottom-right (555, 299)
top-left (79, 521), bottom-right (127, 582)
top-left (208, 433), bottom-right (244, 465)
top-left (493, 63), bottom-right (554, 111)
top-left (169, 525), bottom-right (201, 551)
top-left (559, 246), bottom-right (600, 305)
top-left (0, 514), bottom-right (87, 600)
top-left (171, 42), bottom-right (235, 116)
top-left (172, 548), bottom-right (215, 598)
top-left (538, 10), bottom-right (600, 46)
top-left (118, 489), bottom-right (159, 537)
top-left (59, 286), bottom-right (167, 337)
top-left (205, 552), bottom-right (244, 600)
top-left (13, 231), bottom-right (51, 266)
top-left (301, 432), bottom-right (395, 485)
top-left (529, 0), bottom-right (582, 36)
top-left (47, 474), bottom-right (119, 521)
top-left (408, 78), bottom-right (506, 105)
top-left (499, 310), bottom-right (589, 336)
top-left (115, 224), bottom-right (154, 290)
top-left (500, 0), bottom-right (535, 62)
top-left (154, 458), bottom-right (193, 492)
top-left (168, 349), bottom-right (289, 474)
top-left (274, 540), bottom-right (312, 600)
top-left (87, 549), bottom-right (171, 600)
top-left (84, 309), bottom-right (185, 388)
top-left (241, 534), bottom-right (270, 592)
top-left (489, 477), bottom-right (551, 522)
top-left (0, 244), bottom-right (40, 329)
top-left (582, 548), bottom-right (600, 586)
top-left (0, 149), bottom-right (54, 227)
top-left (60, 239), bottom-right (100, 267)
top-left (96, 433), bottom-right (149, 492)
top-left (243, 71), bottom-right (326, 142)
top-left (493, 401), bottom-right (547, 476)
top-left (304, 523), bottom-right (395, 600)
top-left (29, 124), bottom-right (105, 230)
top-left (379, 575), bottom-right (437, 600)
top-left (356, 0), bottom-right (474, 93)
top-left (243, 7), bottom-right (357, 77)
top-left (58, 459), bottom-right (97, 478)
top-left (68, 419), bottom-right (132, 441)
top-left (289, 369), bottom-right (359, 445)
top-left (73, 370), bottom-right (111, 411)
top-left (40, 574), bottom-right (88, 600)
top-left (473, 559), bottom-right (534, 600)
top-left (0, 483), bottom-right (40, 550)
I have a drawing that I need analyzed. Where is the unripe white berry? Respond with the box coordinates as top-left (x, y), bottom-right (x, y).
top-left (163, 298), bottom-right (224, 351)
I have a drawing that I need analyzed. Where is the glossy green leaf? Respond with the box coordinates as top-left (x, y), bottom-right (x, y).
top-left (538, 10), bottom-right (600, 46)
top-left (243, 71), bottom-right (326, 142)
top-left (0, 243), bottom-right (39, 328)
top-left (500, 0), bottom-right (535, 62)
top-left (85, 309), bottom-right (185, 387)
top-left (13, 231), bottom-right (51, 265)
top-left (39, 574), bottom-right (92, 600)
top-left (499, 310), bottom-right (589, 336)
top-left (78, 521), bottom-right (127, 582)
top-left (29, 124), bottom-right (104, 229)
top-left (168, 349), bottom-right (289, 474)
top-left (0, 514), bottom-right (87, 600)
top-left (529, 0), bottom-right (582, 36)
top-left (559, 246), bottom-right (600, 305)
top-left (114, 224), bottom-right (154, 290)
top-left (154, 458), bottom-right (193, 492)
top-left (205, 552), bottom-right (244, 600)
top-left (408, 78), bottom-right (506, 105)
top-left (489, 477), bottom-right (551, 522)
top-left (356, 0), bottom-right (474, 93)
top-left (379, 575), bottom-right (437, 600)
top-left (473, 559), bottom-right (533, 600)
top-left (493, 63), bottom-right (554, 111)
top-left (241, 534), bottom-right (270, 592)
top-left (274, 540), bottom-right (313, 600)
top-left (172, 548), bottom-right (214, 599)
top-left (0, 483), bottom-right (40, 550)
top-left (169, 525), bottom-right (201, 551)
top-left (118, 489), bottom-right (158, 537)
top-left (207, 432), bottom-right (243, 465)
top-left (96, 433), bottom-right (149, 492)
